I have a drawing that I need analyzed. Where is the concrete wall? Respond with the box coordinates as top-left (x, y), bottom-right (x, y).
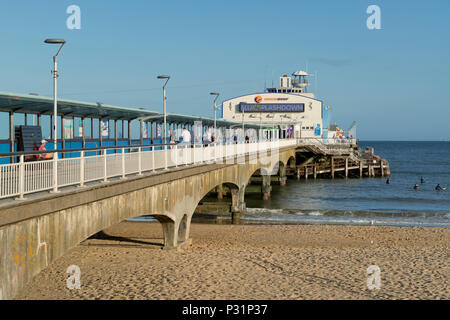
top-left (0, 147), bottom-right (296, 299)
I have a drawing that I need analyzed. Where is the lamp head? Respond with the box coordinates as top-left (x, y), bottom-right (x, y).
top-left (44, 39), bottom-right (66, 44)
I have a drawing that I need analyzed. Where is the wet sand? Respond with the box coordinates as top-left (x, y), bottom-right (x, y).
top-left (16, 222), bottom-right (449, 300)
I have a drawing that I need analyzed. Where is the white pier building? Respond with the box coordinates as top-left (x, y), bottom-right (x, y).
top-left (221, 71), bottom-right (327, 140)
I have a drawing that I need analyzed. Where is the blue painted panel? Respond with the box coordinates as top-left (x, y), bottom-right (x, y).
top-left (0, 143), bottom-right (10, 164)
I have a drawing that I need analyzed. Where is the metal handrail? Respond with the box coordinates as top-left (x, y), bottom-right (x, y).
top-left (0, 142), bottom-right (175, 158)
top-left (0, 137), bottom-right (296, 158)
top-left (0, 138), bottom-right (297, 200)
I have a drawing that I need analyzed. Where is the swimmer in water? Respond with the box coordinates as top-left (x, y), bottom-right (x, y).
top-left (386, 178), bottom-right (390, 184)
top-left (435, 184), bottom-right (446, 191)
top-left (413, 184), bottom-right (419, 190)
top-left (420, 176), bottom-right (425, 184)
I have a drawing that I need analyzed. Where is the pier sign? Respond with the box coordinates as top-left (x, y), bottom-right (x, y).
top-left (239, 103), bottom-right (304, 113)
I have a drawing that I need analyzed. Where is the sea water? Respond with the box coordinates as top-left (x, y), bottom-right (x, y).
top-left (243, 141), bottom-right (450, 228)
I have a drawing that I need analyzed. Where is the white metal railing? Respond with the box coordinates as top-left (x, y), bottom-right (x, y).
top-left (296, 137), bottom-right (356, 154)
top-left (297, 137), bottom-right (356, 146)
top-left (0, 139), bottom-right (297, 200)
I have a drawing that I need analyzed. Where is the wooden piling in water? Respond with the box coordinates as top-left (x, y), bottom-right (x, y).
top-left (331, 157), bottom-right (335, 179)
top-left (345, 158), bottom-right (348, 178)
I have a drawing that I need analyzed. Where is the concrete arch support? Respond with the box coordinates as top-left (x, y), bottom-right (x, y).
top-left (153, 215), bottom-right (178, 250)
top-left (230, 185), bottom-right (246, 224)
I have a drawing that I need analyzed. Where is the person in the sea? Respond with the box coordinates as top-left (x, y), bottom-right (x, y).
top-left (386, 178), bottom-right (390, 184)
top-left (420, 176), bottom-right (425, 184)
top-left (435, 184), bottom-right (446, 191)
top-left (413, 184), bottom-right (419, 190)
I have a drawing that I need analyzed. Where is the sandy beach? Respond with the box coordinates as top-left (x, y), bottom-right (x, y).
top-left (16, 222), bottom-right (449, 300)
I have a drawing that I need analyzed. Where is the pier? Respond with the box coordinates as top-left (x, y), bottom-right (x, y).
top-left (0, 92), bottom-right (389, 299)
top-left (0, 136), bottom-right (388, 299)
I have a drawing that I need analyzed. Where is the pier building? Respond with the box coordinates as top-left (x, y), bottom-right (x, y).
top-left (222, 71), bottom-right (325, 140)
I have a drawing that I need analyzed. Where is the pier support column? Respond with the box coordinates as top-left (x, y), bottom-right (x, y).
top-left (313, 165), bottom-right (317, 179)
top-left (279, 166), bottom-right (287, 186)
top-left (153, 213), bottom-right (193, 250)
top-left (304, 167), bottom-right (309, 180)
top-left (262, 175), bottom-right (271, 200)
top-left (216, 184), bottom-right (224, 200)
top-left (331, 157), bottom-right (335, 179)
top-left (177, 214), bottom-right (193, 247)
top-left (296, 168), bottom-right (301, 180)
top-left (359, 161), bottom-right (363, 178)
top-left (231, 187), bottom-right (246, 224)
top-left (345, 158), bottom-right (349, 178)
top-left (154, 216), bottom-right (179, 250)
top-left (380, 160), bottom-right (384, 177)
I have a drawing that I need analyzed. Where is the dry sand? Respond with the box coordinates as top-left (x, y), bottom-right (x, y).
top-left (16, 222), bottom-right (449, 300)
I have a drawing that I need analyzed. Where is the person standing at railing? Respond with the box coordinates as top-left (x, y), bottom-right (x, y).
top-left (203, 129), bottom-right (211, 147)
top-left (38, 140), bottom-right (53, 160)
top-left (170, 130), bottom-right (178, 149)
top-left (180, 128), bottom-right (191, 148)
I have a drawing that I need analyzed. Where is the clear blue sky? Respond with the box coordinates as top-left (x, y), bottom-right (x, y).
top-left (0, 0), bottom-right (449, 140)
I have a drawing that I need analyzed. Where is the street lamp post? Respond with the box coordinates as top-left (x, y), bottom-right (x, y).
top-left (242, 108), bottom-right (245, 137)
top-left (210, 92), bottom-right (220, 138)
top-left (44, 39), bottom-right (66, 151)
top-left (157, 75), bottom-right (170, 169)
top-left (44, 38), bottom-right (66, 193)
top-left (259, 111), bottom-right (263, 141)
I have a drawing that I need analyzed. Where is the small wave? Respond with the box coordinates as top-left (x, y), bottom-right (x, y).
top-left (318, 196), bottom-right (450, 204)
top-left (246, 207), bottom-right (286, 215)
top-left (241, 216), bottom-right (450, 228)
top-left (293, 211), bottom-right (323, 216)
top-left (246, 207), bottom-right (450, 219)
